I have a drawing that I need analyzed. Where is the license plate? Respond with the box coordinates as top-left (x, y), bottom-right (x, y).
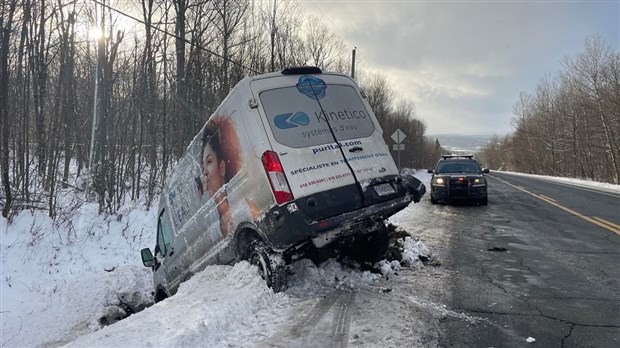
top-left (374, 183), bottom-right (395, 196)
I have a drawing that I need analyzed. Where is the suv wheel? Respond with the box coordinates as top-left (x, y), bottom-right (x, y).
top-left (430, 195), bottom-right (438, 204)
top-left (481, 196), bottom-right (488, 206)
top-left (247, 240), bottom-right (288, 293)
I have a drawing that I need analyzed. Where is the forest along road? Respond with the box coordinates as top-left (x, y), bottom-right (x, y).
top-left (431, 172), bottom-right (620, 347)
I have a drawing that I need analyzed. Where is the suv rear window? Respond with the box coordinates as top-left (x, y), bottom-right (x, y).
top-left (260, 84), bottom-right (375, 148)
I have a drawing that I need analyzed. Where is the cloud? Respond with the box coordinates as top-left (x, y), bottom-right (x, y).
top-left (301, 1), bottom-right (620, 134)
top-left (383, 66), bottom-right (486, 101)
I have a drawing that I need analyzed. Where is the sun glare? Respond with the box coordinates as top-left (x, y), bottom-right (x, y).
top-left (88, 27), bottom-right (103, 41)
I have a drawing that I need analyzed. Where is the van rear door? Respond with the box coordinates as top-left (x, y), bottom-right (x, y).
top-left (253, 72), bottom-right (399, 221)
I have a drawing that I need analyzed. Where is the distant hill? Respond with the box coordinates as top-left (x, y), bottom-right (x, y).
top-left (429, 133), bottom-right (499, 154)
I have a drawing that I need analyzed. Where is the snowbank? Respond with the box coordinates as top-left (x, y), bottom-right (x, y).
top-left (1, 200), bottom-right (156, 347)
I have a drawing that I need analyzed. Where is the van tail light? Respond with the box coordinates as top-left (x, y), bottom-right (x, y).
top-left (261, 151), bottom-right (294, 205)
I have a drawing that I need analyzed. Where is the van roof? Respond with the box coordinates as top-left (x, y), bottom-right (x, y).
top-left (247, 68), bottom-right (350, 82)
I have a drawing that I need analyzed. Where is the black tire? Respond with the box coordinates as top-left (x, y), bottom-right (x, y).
top-left (481, 196), bottom-right (488, 206)
top-left (344, 223), bottom-right (390, 263)
top-left (154, 288), bottom-right (169, 303)
top-left (247, 240), bottom-right (288, 293)
top-left (430, 196), bottom-right (438, 204)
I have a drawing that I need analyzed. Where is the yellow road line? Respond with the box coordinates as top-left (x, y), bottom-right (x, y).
top-left (592, 217), bottom-right (620, 231)
top-left (491, 175), bottom-right (620, 236)
top-left (539, 194), bottom-right (557, 202)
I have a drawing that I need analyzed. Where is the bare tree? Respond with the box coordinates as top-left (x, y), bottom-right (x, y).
top-left (562, 36), bottom-right (620, 183)
top-left (482, 36), bottom-right (619, 184)
top-left (1, 0), bottom-right (18, 218)
top-left (213, 0), bottom-right (248, 97)
top-left (359, 73), bottom-right (439, 169)
top-left (362, 72), bottom-right (394, 123)
top-left (30, 0), bottom-right (51, 182)
top-left (302, 17), bottom-right (346, 71)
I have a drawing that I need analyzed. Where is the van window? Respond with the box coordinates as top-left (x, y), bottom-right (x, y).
top-left (260, 84), bottom-right (375, 148)
top-left (157, 210), bottom-right (173, 256)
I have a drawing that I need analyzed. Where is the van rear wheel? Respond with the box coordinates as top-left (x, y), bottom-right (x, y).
top-left (247, 240), bottom-right (288, 293)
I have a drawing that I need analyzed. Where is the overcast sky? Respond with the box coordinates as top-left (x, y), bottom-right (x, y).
top-left (299, 1), bottom-right (620, 135)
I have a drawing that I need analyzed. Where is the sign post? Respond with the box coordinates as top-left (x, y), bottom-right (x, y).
top-left (390, 129), bottom-right (407, 171)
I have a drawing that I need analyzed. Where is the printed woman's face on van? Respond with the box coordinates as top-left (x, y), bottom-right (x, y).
top-left (202, 143), bottom-right (225, 197)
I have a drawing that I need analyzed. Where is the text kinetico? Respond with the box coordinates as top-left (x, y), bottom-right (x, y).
top-left (315, 108), bottom-right (368, 123)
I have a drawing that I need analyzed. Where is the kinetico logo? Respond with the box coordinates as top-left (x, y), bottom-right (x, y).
top-left (274, 112), bottom-right (310, 129)
top-left (296, 76), bottom-right (327, 100)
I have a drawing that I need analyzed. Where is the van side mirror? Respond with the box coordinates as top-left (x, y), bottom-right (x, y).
top-left (427, 169), bottom-right (434, 174)
top-left (483, 168), bottom-right (489, 173)
top-left (141, 248), bottom-right (155, 267)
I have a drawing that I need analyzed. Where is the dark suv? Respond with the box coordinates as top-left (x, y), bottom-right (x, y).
top-left (427, 155), bottom-right (489, 205)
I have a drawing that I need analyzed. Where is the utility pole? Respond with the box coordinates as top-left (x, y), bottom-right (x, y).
top-left (89, 8), bottom-right (101, 171)
top-left (270, 0), bottom-right (277, 71)
top-left (351, 47), bottom-right (356, 79)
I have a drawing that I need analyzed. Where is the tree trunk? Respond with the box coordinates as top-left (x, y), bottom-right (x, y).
top-left (0, 1), bottom-right (17, 218)
top-left (33, 0), bottom-right (48, 179)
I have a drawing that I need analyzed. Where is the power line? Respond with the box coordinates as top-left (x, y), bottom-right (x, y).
top-left (306, 1), bottom-right (371, 74)
top-left (92, 0), bottom-right (260, 74)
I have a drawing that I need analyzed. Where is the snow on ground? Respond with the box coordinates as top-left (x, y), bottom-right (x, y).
top-left (1, 198), bottom-right (157, 347)
top-left (64, 262), bottom-right (289, 348)
top-left (63, 256), bottom-right (414, 348)
top-left (1, 170), bottom-right (615, 347)
top-left (498, 171), bottom-right (620, 192)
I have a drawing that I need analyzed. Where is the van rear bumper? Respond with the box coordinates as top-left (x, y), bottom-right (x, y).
top-left (265, 193), bottom-right (413, 251)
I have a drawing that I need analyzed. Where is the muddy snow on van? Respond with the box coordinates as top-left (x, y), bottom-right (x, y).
top-left (1, 170), bottom-right (473, 348)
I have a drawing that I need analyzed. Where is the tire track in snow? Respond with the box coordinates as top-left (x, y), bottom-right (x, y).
top-left (332, 290), bottom-right (356, 348)
top-left (260, 289), bottom-right (356, 347)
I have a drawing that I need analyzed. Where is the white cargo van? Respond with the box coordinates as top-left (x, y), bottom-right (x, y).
top-left (141, 67), bottom-right (425, 300)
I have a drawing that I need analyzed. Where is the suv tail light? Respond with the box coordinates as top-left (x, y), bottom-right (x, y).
top-left (261, 151), bottom-right (294, 205)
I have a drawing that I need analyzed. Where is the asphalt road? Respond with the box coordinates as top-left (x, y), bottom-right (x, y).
top-left (433, 172), bottom-right (620, 347)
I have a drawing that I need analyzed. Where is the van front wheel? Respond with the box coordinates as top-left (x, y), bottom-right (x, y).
top-left (247, 240), bottom-right (288, 293)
